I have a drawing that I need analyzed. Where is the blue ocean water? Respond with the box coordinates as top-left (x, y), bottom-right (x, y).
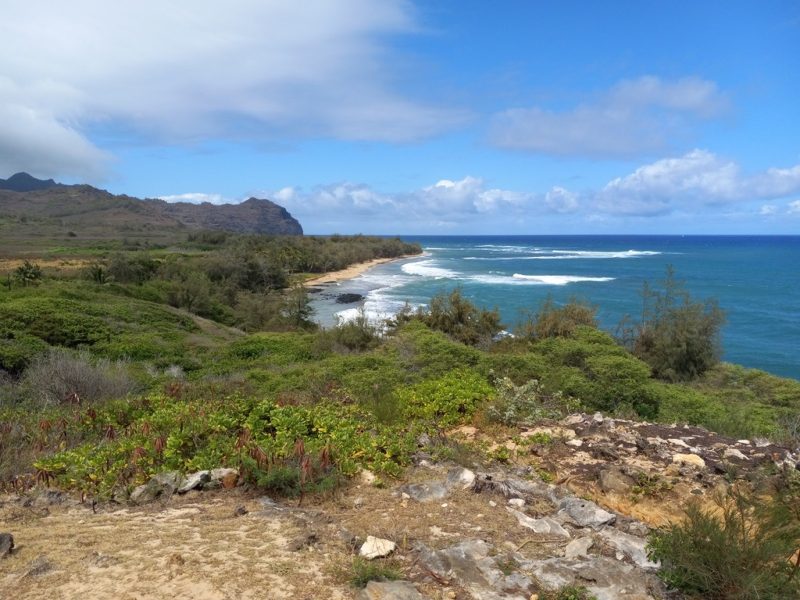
top-left (311, 236), bottom-right (800, 380)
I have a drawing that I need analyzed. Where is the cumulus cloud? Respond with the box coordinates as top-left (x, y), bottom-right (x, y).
top-left (594, 150), bottom-right (800, 216)
top-left (158, 193), bottom-right (229, 205)
top-left (0, 0), bottom-right (465, 178)
top-left (489, 76), bottom-right (727, 157)
top-left (788, 200), bottom-right (800, 214)
top-left (262, 176), bottom-right (558, 230)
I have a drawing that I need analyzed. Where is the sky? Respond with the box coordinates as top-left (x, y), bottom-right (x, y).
top-left (1, 1), bottom-right (799, 234)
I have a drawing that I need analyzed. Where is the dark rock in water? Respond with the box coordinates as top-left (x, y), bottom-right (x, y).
top-left (0, 532), bottom-right (14, 558)
top-left (335, 293), bottom-right (364, 304)
top-left (306, 287), bottom-right (325, 294)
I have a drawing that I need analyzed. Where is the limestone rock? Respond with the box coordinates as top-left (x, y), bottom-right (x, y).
top-left (507, 498), bottom-right (525, 508)
top-left (22, 555), bottom-right (55, 578)
top-left (507, 508), bottom-right (570, 538)
top-left (360, 536), bottom-right (396, 559)
top-left (397, 482), bottom-right (449, 502)
top-left (177, 470), bottom-right (211, 494)
top-left (446, 467), bottom-right (476, 489)
top-left (597, 528), bottom-right (658, 569)
top-left (415, 539), bottom-right (535, 599)
top-left (0, 532), bottom-right (13, 558)
top-left (672, 453), bottom-right (706, 469)
top-left (557, 497), bottom-right (616, 529)
top-left (723, 447), bottom-right (749, 460)
top-left (564, 536), bottom-right (593, 558)
top-left (525, 555), bottom-right (656, 600)
top-left (358, 580), bottom-right (428, 600)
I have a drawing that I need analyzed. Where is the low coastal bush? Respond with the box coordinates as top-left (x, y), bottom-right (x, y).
top-left (487, 376), bottom-right (579, 426)
top-left (21, 348), bottom-right (139, 407)
top-left (647, 483), bottom-right (800, 599)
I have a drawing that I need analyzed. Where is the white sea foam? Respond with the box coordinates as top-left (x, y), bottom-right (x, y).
top-left (468, 273), bottom-right (615, 285)
top-left (465, 249), bottom-right (661, 260)
top-left (401, 259), bottom-right (459, 278)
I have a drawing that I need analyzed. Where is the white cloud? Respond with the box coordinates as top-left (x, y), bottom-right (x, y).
top-left (760, 204), bottom-right (778, 215)
top-left (265, 176), bottom-right (548, 230)
top-left (0, 0), bottom-right (465, 177)
top-left (489, 76), bottom-right (727, 157)
top-left (594, 150), bottom-right (800, 216)
top-left (158, 192), bottom-right (229, 205)
top-left (545, 187), bottom-right (580, 213)
top-left (788, 200), bottom-right (800, 214)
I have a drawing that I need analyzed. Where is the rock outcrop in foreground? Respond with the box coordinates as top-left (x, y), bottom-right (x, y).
top-left (1, 412), bottom-right (796, 599)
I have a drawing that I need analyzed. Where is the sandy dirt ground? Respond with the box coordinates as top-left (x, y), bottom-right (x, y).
top-left (0, 490), bottom-right (355, 600)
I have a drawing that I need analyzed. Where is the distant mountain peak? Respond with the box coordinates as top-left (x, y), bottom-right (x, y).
top-left (0, 172), bottom-right (60, 192)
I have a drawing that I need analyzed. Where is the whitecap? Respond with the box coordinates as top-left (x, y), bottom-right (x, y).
top-left (401, 259), bottom-right (459, 278)
top-left (468, 273), bottom-right (615, 286)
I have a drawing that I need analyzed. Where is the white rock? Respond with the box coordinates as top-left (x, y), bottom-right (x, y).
top-left (508, 498), bottom-right (525, 508)
top-left (566, 439), bottom-right (583, 448)
top-left (737, 439), bottom-right (751, 445)
top-left (592, 412), bottom-right (604, 424)
top-left (723, 447), bottom-right (749, 460)
top-left (562, 414), bottom-right (585, 426)
top-left (597, 528), bottom-right (659, 569)
top-left (446, 467), bottom-right (476, 489)
top-left (488, 500), bottom-right (497, 507)
top-left (672, 453), bottom-right (706, 469)
top-left (565, 536), bottom-right (594, 558)
top-left (507, 508), bottom-right (570, 538)
top-left (360, 469), bottom-right (377, 485)
top-left (359, 536), bottom-right (396, 559)
top-left (667, 438), bottom-right (689, 448)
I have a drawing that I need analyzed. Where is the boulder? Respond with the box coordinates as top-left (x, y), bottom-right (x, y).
top-left (130, 471), bottom-right (182, 505)
top-left (0, 532), bottom-right (14, 558)
top-left (208, 467), bottom-right (239, 489)
top-left (360, 536), bottom-right (396, 559)
top-left (177, 470), bottom-right (211, 494)
top-left (358, 581), bottom-right (428, 600)
top-left (723, 447), bottom-right (749, 461)
top-left (557, 497), bottom-right (616, 529)
top-left (672, 453), bottom-right (706, 469)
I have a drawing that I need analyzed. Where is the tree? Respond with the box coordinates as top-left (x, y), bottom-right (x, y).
top-left (621, 266), bottom-right (725, 381)
top-left (13, 260), bottom-right (43, 287)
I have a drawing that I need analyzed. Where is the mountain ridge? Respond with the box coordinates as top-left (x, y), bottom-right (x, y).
top-left (0, 173), bottom-right (302, 237)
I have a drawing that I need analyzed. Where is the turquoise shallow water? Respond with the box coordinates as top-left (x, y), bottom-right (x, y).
top-left (311, 236), bottom-right (800, 380)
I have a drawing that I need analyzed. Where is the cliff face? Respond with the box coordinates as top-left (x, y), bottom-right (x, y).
top-left (0, 173), bottom-right (302, 236)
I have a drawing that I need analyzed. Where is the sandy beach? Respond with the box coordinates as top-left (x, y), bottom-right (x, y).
top-left (303, 254), bottom-right (417, 286)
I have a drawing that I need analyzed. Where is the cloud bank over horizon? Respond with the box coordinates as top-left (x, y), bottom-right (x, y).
top-left (157, 150), bottom-right (800, 233)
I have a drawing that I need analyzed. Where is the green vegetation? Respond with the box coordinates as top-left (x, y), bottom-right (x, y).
top-left (647, 480), bottom-right (800, 599)
top-left (541, 586), bottom-right (598, 600)
top-left (0, 245), bottom-right (797, 510)
top-left (621, 266), bottom-right (726, 381)
top-left (347, 557), bottom-right (403, 588)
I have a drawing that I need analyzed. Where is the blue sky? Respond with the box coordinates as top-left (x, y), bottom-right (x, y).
top-left (1, 1), bottom-right (799, 234)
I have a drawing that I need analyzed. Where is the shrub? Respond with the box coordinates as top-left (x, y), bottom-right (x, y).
top-left (415, 288), bottom-right (503, 346)
top-left (396, 368), bottom-right (494, 426)
top-left (516, 297), bottom-right (598, 340)
top-left (21, 348), bottom-right (139, 407)
top-left (348, 557), bottom-right (402, 588)
top-left (487, 376), bottom-right (578, 426)
top-left (316, 310), bottom-right (380, 353)
top-left (13, 260), bottom-right (43, 287)
top-left (622, 266), bottom-right (725, 381)
top-left (647, 485), bottom-right (800, 599)
top-left (541, 587), bottom-right (597, 600)
top-left (0, 331), bottom-right (49, 375)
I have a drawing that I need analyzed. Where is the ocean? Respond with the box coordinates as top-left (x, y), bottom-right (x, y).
top-left (310, 236), bottom-right (800, 380)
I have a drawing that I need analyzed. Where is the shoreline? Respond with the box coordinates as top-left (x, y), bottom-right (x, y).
top-left (303, 253), bottom-right (418, 287)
